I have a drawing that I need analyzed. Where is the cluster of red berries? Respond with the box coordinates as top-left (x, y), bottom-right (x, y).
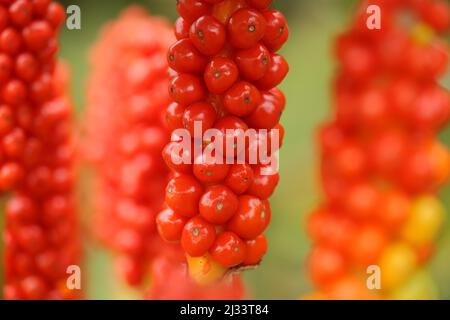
top-left (84, 7), bottom-right (245, 299)
top-left (157, 0), bottom-right (289, 283)
top-left (306, 0), bottom-right (449, 299)
top-left (1, 0), bottom-right (81, 300)
top-left (83, 7), bottom-right (174, 287)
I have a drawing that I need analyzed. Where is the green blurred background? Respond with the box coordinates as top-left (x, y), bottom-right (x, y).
top-left (1, 0), bottom-right (449, 300)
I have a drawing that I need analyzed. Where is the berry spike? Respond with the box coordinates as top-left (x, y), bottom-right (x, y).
top-left (83, 7), bottom-right (173, 287)
top-left (158, 0), bottom-right (289, 286)
top-left (1, 0), bottom-right (81, 300)
top-left (306, 0), bottom-right (449, 300)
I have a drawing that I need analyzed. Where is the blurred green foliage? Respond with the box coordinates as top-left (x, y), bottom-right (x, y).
top-left (0, 0), bottom-right (449, 300)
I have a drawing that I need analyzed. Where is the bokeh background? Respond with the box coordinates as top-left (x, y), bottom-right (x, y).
top-left (0, 0), bottom-right (449, 300)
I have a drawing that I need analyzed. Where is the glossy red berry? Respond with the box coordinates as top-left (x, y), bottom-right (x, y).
top-left (157, 208), bottom-right (188, 242)
top-left (235, 43), bottom-right (271, 81)
top-left (255, 54), bottom-right (289, 90)
top-left (169, 74), bottom-right (207, 105)
top-left (177, 0), bottom-right (212, 23)
top-left (225, 163), bottom-right (254, 194)
top-left (174, 17), bottom-right (191, 40)
top-left (182, 101), bottom-right (217, 136)
top-left (181, 216), bottom-right (216, 257)
top-left (199, 185), bottom-right (239, 224)
top-left (262, 10), bottom-right (289, 52)
top-left (228, 8), bottom-right (267, 49)
top-left (243, 234), bottom-right (267, 266)
top-left (247, 165), bottom-right (279, 200)
top-left (224, 81), bottom-right (262, 117)
top-left (204, 57), bottom-right (239, 94)
top-left (210, 231), bottom-right (246, 268)
top-left (190, 15), bottom-right (226, 56)
top-left (166, 175), bottom-right (203, 217)
top-left (165, 102), bottom-right (185, 131)
top-left (168, 39), bottom-right (208, 74)
top-left (193, 152), bottom-right (230, 183)
top-left (228, 195), bottom-right (269, 239)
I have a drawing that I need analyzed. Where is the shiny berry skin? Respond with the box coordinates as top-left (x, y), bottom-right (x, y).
top-left (157, 208), bottom-right (188, 242)
top-left (245, 90), bottom-right (284, 129)
top-left (228, 8), bottom-right (267, 49)
top-left (235, 43), bottom-right (271, 81)
top-left (165, 102), bottom-right (185, 131)
top-left (255, 54), bottom-right (289, 90)
top-left (193, 152), bottom-right (230, 184)
top-left (168, 39), bottom-right (208, 74)
top-left (224, 81), bottom-right (262, 117)
top-left (174, 17), bottom-right (190, 40)
top-left (182, 101), bottom-right (216, 136)
top-left (243, 234), bottom-right (267, 266)
top-left (228, 195), bottom-right (269, 239)
top-left (247, 165), bottom-right (279, 200)
top-left (165, 175), bottom-right (203, 217)
top-left (163, 141), bottom-right (192, 174)
top-left (210, 231), bottom-right (246, 268)
top-left (190, 15), bottom-right (226, 56)
top-left (262, 10), bottom-right (289, 52)
top-left (181, 216), bottom-right (216, 257)
top-left (204, 57), bottom-right (239, 94)
top-left (215, 115), bottom-right (249, 158)
top-left (199, 185), bottom-right (239, 224)
top-left (225, 163), bottom-right (254, 194)
top-left (169, 74), bottom-right (206, 105)
top-left (177, 0), bottom-right (212, 23)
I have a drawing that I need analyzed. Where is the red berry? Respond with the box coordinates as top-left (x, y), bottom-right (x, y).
top-left (243, 234), bottom-right (267, 266)
top-left (177, 0), bottom-right (212, 23)
top-left (162, 141), bottom-right (192, 174)
top-left (247, 165), bottom-right (279, 200)
top-left (9, 0), bottom-right (34, 27)
top-left (190, 15), bottom-right (226, 56)
top-left (169, 74), bottom-right (207, 105)
top-left (204, 57), bottom-right (239, 94)
top-left (174, 17), bottom-right (191, 40)
top-left (225, 163), bottom-right (254, 194)
top-left (168, 39), bottom-right (208, 74)
top-left (235, 43), bottom-right (271, 81)
top-left (228, 195), bottom-right (269, 239)
top-left (245, 90), bottom-right (284, 129)
top-left (228, 8), bottom-right (267, 49)
top-left (157, 208), bottom-right (188, 242)
top-left (224, 81), bottom-right (262, 117)
top-left (165, 175), bottom-right (203, 217)
top-left (165, 102), bottom-right (185, 131)
top-left (182, 101), bottom-right (217, 136)
top-left (199, 185), bottom-right (239, 224)
top-left (210, 231), bottom-right (246, 268)
top-left (193, 151), bottom-right (230, 184)
top-left (23, 21), bottom-right (53, 52)
top-left (255, 54), bottom-right (289, 90)
top-left (181, 216), bottom-right (216, 257)
top-left (262, 10), bottom-right (289, 52)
